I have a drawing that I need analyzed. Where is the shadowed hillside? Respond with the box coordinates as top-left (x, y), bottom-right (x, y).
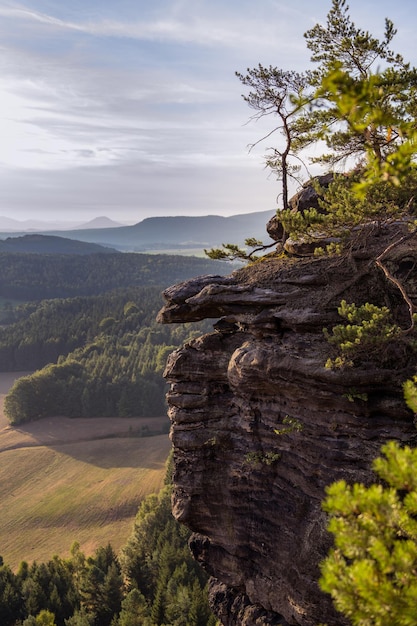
top-left (0, 234), bottom-right (117, 254)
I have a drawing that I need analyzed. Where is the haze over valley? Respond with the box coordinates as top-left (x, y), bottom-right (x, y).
top-left (0, 210), bottom-right (276, 254)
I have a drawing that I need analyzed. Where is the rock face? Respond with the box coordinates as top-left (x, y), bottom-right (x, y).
top-left (157, 224), bottom-right (417, 626)
top-left (266, 173), bottom-right (334, 245)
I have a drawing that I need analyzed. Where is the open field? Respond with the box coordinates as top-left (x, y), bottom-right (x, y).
top-left (0, 372), bottom-right (171, 569)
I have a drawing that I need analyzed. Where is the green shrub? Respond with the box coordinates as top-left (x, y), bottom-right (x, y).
top-left (324, 300), bottom-right (402, 368)
top-left (320, 441), bottom-right (417, 626)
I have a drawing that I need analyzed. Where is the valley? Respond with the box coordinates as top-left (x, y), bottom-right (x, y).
top-left (0, 239), bottom-right (222, 624)
top-left (0, 372), bottom-right (171, 569)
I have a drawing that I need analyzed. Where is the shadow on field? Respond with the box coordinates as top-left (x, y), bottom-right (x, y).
top-left (0, 373), bottom-right (172, 469)
top-left (0, 413), bottom-right (172, 468)
top-left (50, 432), bottom-right (173, 469)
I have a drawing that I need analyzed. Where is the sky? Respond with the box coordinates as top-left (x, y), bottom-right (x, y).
top-left (0, 0), bottom-right (416, 225)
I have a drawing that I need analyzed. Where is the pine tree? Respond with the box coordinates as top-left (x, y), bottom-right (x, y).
top-left (34, 610), bottom-right (57, 626)
top-left (63, 607), bottom-right (92, 626)
top-left (320, 440), bottom-right (417, 625)
top-left (117, 588), bottom-right (150, 626)
top-left (236, 65), bottom-right (313, 211)
top-left (0, 561), bottom-right (24, 625)
top-left (304, 0), bottom-right (417, 177)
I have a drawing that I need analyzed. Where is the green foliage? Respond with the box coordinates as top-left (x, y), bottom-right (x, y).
top-left (279, 206), bottom-right (328, 242)
top-left (321, 170), bottom-right (417, 225)
top-left (342, 389), bottom-right (368, 403)
top-left (0, 554), bottom-right (80, 626)
top-left (304, 0), bottom-right (417, 177)
top-left (280, 170), bottom-right (417, 245)
top-left (235, 64), bottom-right (313, 211)
top-left (77, 544), bottom-right (123, 626)
top-left (313, 242), bottom-right (344, 257)
top-left (0, 561), bottom-right (24, 624)
top-left (205, 238), bottom-right (273, 262)
top-left (244, 451), bottom-right (281, 466)
top-left (98, 317), bottom-right (116, 331)
top-left (63, 607), bottom-right (92, 626)
top-left (119, 474), bottom-right (216, 626)
top-left (305, 0), bottom-right (402, 80)
top-left (123, 302), bottom-right (139, 318)
top-left (235, 1), bottom-right (417, 247)
top-left (274, 416), bottom-right (303, 436)
top-left (0, 249), bottom-right (217, 425)
top-left (29, 610), bottom-right (57, 626)
top-left (116, 588), bottom-right (149, 626)
top-left (403, 375), bottom-right (417, 413)
top-left (208, 2), bottom-right (417, 262)
top-left (0, 462), bottom-right (217, 626)
top-left (324, 300), bottom-right (402, 368)
top-left (318, 63), bottom-right (417, 192)
top-left (2, 287), bottom-right (212, 423)
top-left (0, 252), bottom-right (227, 302)
top-left (0, 286), bottom-right (206, 372)
top-left (320, 441), bottom-right (417, 626)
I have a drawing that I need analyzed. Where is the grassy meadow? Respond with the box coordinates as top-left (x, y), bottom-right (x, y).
top-left (0, 372), bottom-right (171, 569)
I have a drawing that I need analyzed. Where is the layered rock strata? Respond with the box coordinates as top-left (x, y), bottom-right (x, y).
top-left (158, 225), bottom-right (417, 625)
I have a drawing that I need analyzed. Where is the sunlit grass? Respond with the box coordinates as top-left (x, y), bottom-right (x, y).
top-left (0, 433), bottom-right (171, 569)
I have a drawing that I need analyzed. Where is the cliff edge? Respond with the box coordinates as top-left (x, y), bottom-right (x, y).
top-left (157, 223), bottom-right (417, 625)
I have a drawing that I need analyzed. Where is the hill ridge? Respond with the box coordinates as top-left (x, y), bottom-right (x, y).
top-left (0, 210), bottom-right (276, 252)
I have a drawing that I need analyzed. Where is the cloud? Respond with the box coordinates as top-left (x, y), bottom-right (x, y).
top-left (0, 0), bottom-right (310, 73)
top-left (0, 6), bottom-right (84, 29)
top-left (0, 148), bottom-right (278, 222)
top-left (2, 0), bottom-right (413, 222)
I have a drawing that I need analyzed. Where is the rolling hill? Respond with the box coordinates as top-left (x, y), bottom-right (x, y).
top-left (0, 234), bottom-right (117, 254)
top-left (0, 210), bottom-right (276, 252)
top-left (0, 372), bottom-right (171, 568)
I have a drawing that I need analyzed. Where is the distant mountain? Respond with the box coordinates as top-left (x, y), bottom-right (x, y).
top-left (0, 216), bottom-right (81, 231)
top-left (0, 234), bottom-right (117, 255)
top-left (73, 216), bottom-right (125, 229)
top-left (0, 215), bottom-right (126, 232)
top-left (7, 210), bottom-right (276, 252)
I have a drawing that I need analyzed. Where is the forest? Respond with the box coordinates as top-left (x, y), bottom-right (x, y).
top-left (6, 0), bottom-right (417, 621)
top-left (0, 252), bottom-right (227, 302)
top-left (0, 253), bottom-right (218, 423)
top-left (2, 286), bottom-right (213, 422)
top-left (0, 251), bottom-right (223, 625)
top-left (0, 458), bottom-right (217, 626)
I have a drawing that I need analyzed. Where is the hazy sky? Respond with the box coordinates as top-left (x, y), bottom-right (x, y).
top-left (0, 0), bottom-right (416, 224)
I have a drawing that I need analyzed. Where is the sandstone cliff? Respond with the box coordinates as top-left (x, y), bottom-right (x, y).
top-left (157, 223), bottom-right (417, 625)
